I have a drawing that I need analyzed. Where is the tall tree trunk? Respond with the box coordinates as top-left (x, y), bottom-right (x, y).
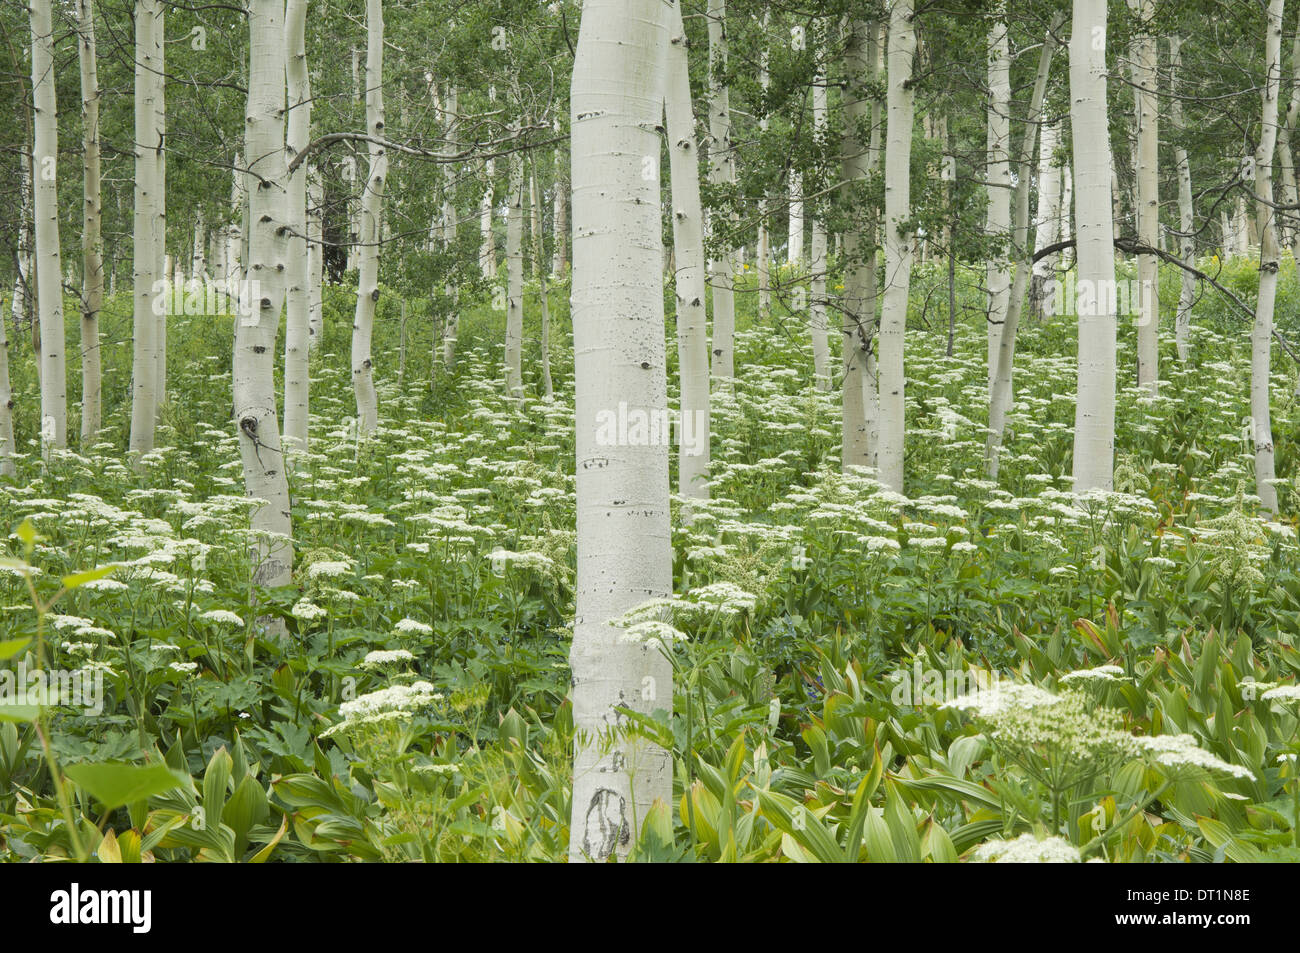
top-left (552, 168), bottom-right (568, 277)
top-left (283, 0), bottom-right (311, 454)
top-left (307, 168), bottom-right (324, 347)
top-left (76, 0), bottom-right (102, 445)
top-left (351, 0), bottom-right (385, 435)
top-left (480, 158), bottom-right (497, 278)
top-left (1170, 36), bottom-right (1196, 363)
top-left (504, 150), bottom-right (524, 399)
top-left (0, 299), bottom-right (13, 475)
top-left (529, 169), bottom-right (554, 399)
top-left (840, 18), bottom-right (876, 471)
top-left (1252, 0), bottom-right (1285, 516)
top-left (235, 0), bottom-right (293, 593)
top-left (1069, 0), bottom-right (1118, 492)
top-left (985, 14), bottom-right (1061, 478)
top-left (30, 0), bottom-right (66, 453)
top-left (11, 152), bottom-right (32, 333)
top-left (1283, 27), bottom-right (1300, 262)
top-left (1030, 117), bottom-right (1062, 319)
top-left (1130, 0), bottom-right (1160, 391)
top-left (985, 7), bottom-right (1011, 395)
top-left (154, 2), bottom-right (167, 422)
top-left (809, 43), bottom-right (830, 391)
top-left (129, 0), bottom-right (159, 458)
top-left (876, 0), bottom-right (916, 492)
top-left (707, 0), bottom-right (736, 380)
top-left (568, 0), bottom-right (672, 862)
top-left (666, 1), bottom-right (711, 499)
top-left (788, 171), bottom-right (804, 263)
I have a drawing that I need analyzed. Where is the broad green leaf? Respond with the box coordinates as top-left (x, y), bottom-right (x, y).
top-left (60, 564), bottom-right (118, 590)
top-left (64, 761), bottom-right (188, 810)
top-left (0, 637), bottom-right (31, 660)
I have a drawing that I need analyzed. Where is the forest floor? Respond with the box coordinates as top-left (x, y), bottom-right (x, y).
top-left (2, 256), bottom-right (1300, 862)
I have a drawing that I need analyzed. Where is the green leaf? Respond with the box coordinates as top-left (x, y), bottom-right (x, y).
top-left (15, 519), bottom-right (37, 547)
top-left (0, 704), bottom-right (41, 722)
top-left (64, 761), bottom-right (188, 810)
top-left (0, 637), bottom-right (31, 661)
top-left (60, 564), bottom-right (118, 590)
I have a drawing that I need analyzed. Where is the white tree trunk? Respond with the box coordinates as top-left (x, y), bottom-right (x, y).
top-left (129, 0), bottom-right (159, 457)
top-left (840, 18), bottom-right (877, 471)
top-left (351, 0), bottom-right (385, 436)
top-left (1283, 27), bottom-right (1300, 261)
top-left (1170, 36), bottom-right (1196, 363)
top-left (707, 0), bottom-right (736, 380)
top-left (568, 0), bottom-right (672, 863)
top-left (11, 153), bottom-right (31, 331)
top-left (809, 47), bottom-right (830, 391)
top-left (985, 9), bottom-right (1011, 394)
top-left (552, 169), bottom-right (568, 277)
top-left (307, 168), bottom-right (324, 348)
top-left (788, 171), bottom-right (804, 264)
top-left (985, 15), bottom-right (1061, 478)
top-left (876, 0), bottom-right (915, 492)
top-left (153, 2), bottom-right (166, 420)
top-left (76, 0), bottom-right (103, 445)
top-left (1030, 118), bottom-right (1062, 319)
top-left (504, 151), bottom-right (524, 398)
top-left (235, 0), bottom-right (293, 592)
top-left (1253, 0), bottom-right (1285, 516)
top-left (666, 2), bottom-right (711, 499)
top-left (529, 170), bottom-right (554, 399)
top-left (480, 159), bottom-right (497, 278)
top-left (283, 0), bottom-right (311, 455)
top-left (1131, 0), bottom-right (1160, 391)
top-left (30, 0), bottom-right (66, 453)
top-left (757, 23), bottom-right (771, 320)
top-left (1069, 0), bottom-right (1118, 492)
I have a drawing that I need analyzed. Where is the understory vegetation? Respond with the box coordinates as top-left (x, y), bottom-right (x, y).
top-left (3, 255), bottom-right (1300, 863)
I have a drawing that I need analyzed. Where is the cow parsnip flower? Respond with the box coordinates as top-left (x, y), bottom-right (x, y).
top-left (972, 833), bottom-right (1081, 864)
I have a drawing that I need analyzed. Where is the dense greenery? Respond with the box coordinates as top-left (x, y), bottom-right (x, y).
top-left (2, 252), bottom-right (1299, 862)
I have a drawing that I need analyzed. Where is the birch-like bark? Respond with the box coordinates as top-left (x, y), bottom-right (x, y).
top-left (307, 168), bottom-right (323, 347)
top-left (1030, 117), bottom-right (1062, 319)
top-left (568, 0), bottom-right (672, 862)
top-left (788, 171), bottom-right (804, 263)
top-left (529, 170), bottom-right (554, 399)
top-left (666, 2), bottom-right (711, 499)
top-left (191, 212), bottom-right (205, 280)
top-left (480, 158), bottom-right (497, 278)
top-left (809, 47), bottom-right (830, 391)
top-left (11, 153), bottom-right (31, 331)
top-left (0, 302), bottom-right (13, 476)
top-left (1170, 36), bottom-right (1196, 363)
top-left (1130, 0), bottom-right (1159, 391)
top-left (1069, 0), bottom-right (1118, 492)
top-left (840, 18), bottom-right (877, 471)
top-left (985, 15), bottom-right (1061, 478)
top-left (985, 8), bottom-right (1011, 394)
top-left (1252, 0), bottom-right (1285, 516)
top-left (757, 19), bottom-right (771, 320)
top-left (235, 0), bottom-right (293, 592)
top-left (153, 2), bottom-right (167, 420)
top-left (1282, 27), bottom-right (1300, 261)
top-left (876, 0), bottom-right (915, 492)
top-left (76, 0), bottom-right (103, 444)
top-left (552, 168), bottom-right (568, 277)
top-left (706, 0), bottom-right (736, 379)
top-left (351, 0), bottom-right (385, 435)
top-left (31, 0), bottom-right (66, 453)
top-left (129, 0), bottom-right (158, 457)
top-left (504, 151), bottom-right (524, 399)
top-left (283, 0), bottom-right (311, 454)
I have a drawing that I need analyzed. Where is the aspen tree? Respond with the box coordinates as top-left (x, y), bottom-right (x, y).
top-left (529, 170), bottom-right (554, 399)
top-left (706, 0), bottom-right (736, 379)
top-left (1029, 117), bottom-right (1062, 320)
top-left (809, 42), bottom-right (830, 392)
top-left (30, 0), bottom-right (67, 453)
top-left (130, 0), bottom-right (159, 458)
top-left (504, 150), bottom-right (524, 399)
top-left (351, 0), bottom-right (385, 435)
top-left (154, 1), bottom-right (166, 419)
top-left (1130, 0), bottom-right (1159, 391)
top-left (234, 0), bottom-right (294, 592)
top-left (76, 0), bottom-right (103, 444)
top-left (284, 0), bottom-right (311, 454)
top-left (568, 0), bottom-right (673, 862)
top-left (985, 6), bottom-right (1011, 394)
top-left (1069, 0), bottom-right (1119, 492)
top-left (666, 0), bottom-right (711, 499)
top-left (1170, 36), bottom-right (1196, 363)
top-left (1251, 0), bottom-right (1285, 516)
top-left (876, 0), bottom-right (916, 493)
